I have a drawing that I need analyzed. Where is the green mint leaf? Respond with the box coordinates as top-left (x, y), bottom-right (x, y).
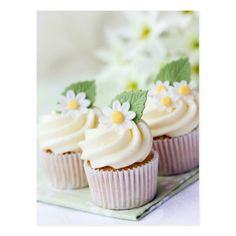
top-left (62, 80), bottom-right (96, 107)
top-left (155, 58), bottom-right (191, 85)
top-left (111, 90), bottom-right (148, 123)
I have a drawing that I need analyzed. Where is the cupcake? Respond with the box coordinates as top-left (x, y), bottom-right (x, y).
top-left (143, 58), bottom-right (199, 175)
top-left (38, 80), bottom-right (100, 189)
top-left (79, 90), bottom-right (159, 209)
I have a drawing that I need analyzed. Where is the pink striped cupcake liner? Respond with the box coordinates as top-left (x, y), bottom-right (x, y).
top-left (153, 128), bottom-right (199, 176)
top-left (84, 151), bottom-right (159, 210)
top-left (42, 152), bottom-right (88, 189)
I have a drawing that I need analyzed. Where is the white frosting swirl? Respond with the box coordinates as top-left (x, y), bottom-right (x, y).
top-left (79, 120), bottom-right (153, 169)
top-left (38, 108), bottom-right (100, 154)
top-left (143, 95), bottom-right (199, 137)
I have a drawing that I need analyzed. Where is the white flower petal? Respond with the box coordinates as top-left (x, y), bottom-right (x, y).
top-left (160, 90), bottom-right (167, 96)
top-left (102, 106), bottom-right (113, 116)
top-left (169, 87), bottom-right (176, 96)
top-left (112, 100), bottom-right (122, 111)
top-left (121, 102), bottom-right (130, 113)
top-left (126, 111), bottom-right (136, 120)
top-left (58, 95), bottom-right (67, 105)
top-left (76, 92), bottom-right (86, 101)
top-left (150, 83), bottom-right (156, 90)
top-left (99, 116), bottom-right (109, 124)
top-left (164, 81), bottom-right (170, 86)
top-left (148, 90), bottom-right (153, 96)
top-left (148, 91), bottom-right (155, 98)
top-left (66, 90), bottom-right (75, 100)
top-left (189, 80), bottom-right (197, 90)
top-left (81, 99), bottom-right (91, 108)
top-left (173, 82), bottom-right (180, 87)
top-left (180, 80), bottom-right (187, 86)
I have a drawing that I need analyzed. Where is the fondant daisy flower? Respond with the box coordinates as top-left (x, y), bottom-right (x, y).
top-left (99, 100), bottom-right (136, 132)
top-left (154, 89), bottom-right (178, 112)
top-left (173, 80), bottom-right (197, 100)
top-left (148, 80), bottom-right (170, 97)
top-left (56, 90), bottom-right (91, 117)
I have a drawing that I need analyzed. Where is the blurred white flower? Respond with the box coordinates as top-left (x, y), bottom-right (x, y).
top-left (96, 11), bottom-right (199, 97)
top-left (96, 30), bottom-right (132, 66)
top-left (163, 11), bottom-right (199, 31)
top-left (117, 12), bottom-right (168, 42)
top-left (163, 12), bottom-right (199, 80)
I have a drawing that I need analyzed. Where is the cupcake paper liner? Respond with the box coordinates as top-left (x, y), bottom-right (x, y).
top-left (153, 128), bottom-right (199, 176)
top-left (84, 152), bottom-right (159, 210)
top-left (42, 152), bottom-right (88, 189)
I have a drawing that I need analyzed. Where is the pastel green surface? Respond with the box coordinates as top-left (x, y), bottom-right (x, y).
top-left (37, 164), bottom-right (199, 221)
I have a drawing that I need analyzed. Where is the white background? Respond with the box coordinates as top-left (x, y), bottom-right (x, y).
top-left (0, 0), bottom-right (236, 235)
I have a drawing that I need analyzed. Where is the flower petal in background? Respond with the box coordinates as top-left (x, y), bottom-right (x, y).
top-left (96, 11), bottom-right (199, 99)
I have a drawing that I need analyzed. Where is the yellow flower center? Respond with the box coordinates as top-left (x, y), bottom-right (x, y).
top-left (140, 26), bottom-right (151, 40)
top-left (181, 10), bottom-right (193, 14)
top-left (161, 96), bottom-right (172, 107)
top-left (191, 38), bottom-right (199, 49)
top-left (192, 64), bottom-right (199, 75)
top-left (156, 85), bottom-right (167, 94)
top-left (67, 100), bottom-right (79, 110)
top-left (178, 85), bottom-right (191, 96)
top-left (111, 111), bottom-right (125, 124)
top-left (126, 81), bottom-right (138, 90)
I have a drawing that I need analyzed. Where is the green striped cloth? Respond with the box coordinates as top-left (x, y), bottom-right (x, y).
top-left (37, 166), bottom-right (198, 221)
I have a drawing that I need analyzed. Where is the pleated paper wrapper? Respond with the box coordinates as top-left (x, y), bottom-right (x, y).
top-left (84, 152), bottom-right (159, 210)
top-left (41, 152), bottom-right (88, 189)
top-left (153, 129), bottom-right (199, 176)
